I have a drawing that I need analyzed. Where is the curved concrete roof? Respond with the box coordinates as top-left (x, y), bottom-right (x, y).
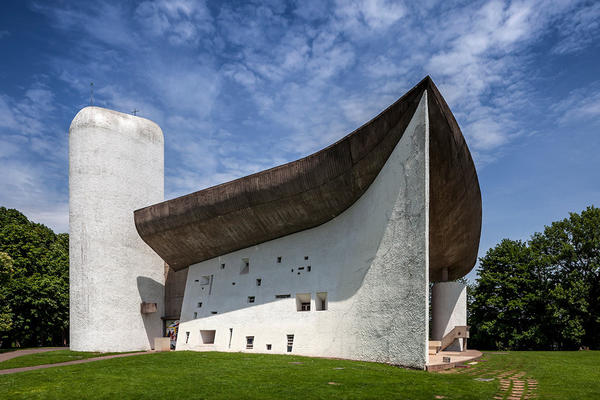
top-left (134, 76), bottom-right (481, 280)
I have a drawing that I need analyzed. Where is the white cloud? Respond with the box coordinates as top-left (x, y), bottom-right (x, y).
top-left (552, 83), bottom-right (600, 125)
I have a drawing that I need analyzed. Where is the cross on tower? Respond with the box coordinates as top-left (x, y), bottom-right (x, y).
top-left (132, 108), bottom-right (139, 116)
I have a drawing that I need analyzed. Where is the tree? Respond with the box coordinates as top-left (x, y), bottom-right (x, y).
top-left (469, 206), bottom-right (600, 350)
top-left (0, 207), bottom-right (69, 347)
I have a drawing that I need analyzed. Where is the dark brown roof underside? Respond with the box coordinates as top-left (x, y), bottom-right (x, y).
top-left (134, 77), bottom-right (481, 280)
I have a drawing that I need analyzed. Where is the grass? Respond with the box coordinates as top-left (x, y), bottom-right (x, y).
top-left (453, 351), bottom-right (600, 399)
top-left (0, 350), bottom-right (597, 399)
top-left (0, 350), bottom-right (127, 370)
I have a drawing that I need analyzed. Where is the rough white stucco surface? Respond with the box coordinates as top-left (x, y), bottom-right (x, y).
top-left (177, 92), bottom-right (430, 368)
top-left (431, 282), bottom-right (467, 351)
top-left (69, 107), bottom-right (164, 352)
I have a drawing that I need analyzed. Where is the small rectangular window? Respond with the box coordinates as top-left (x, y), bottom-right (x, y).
top-left (221, 263), bottom-right (225, 269)
top-left (193, 312), bottom-right (197, 319)
top-left (277, 257), bottom-right (282, 263)
top-left (200, 330), bottom-right (216, 344)
top-left (246, 336), bottom-right (254, 349)
top-left (307, 266), bottom-right (311, 272)
top-left (316, 292), bottom-right (327, 311)
top-left (211, 311), bottom-right (217, 315)
top-left (241, 258), bottom-right (249, 274)
top-left (266, 344), bottom-right (272, 350)
top-left (199, 275), bottom-right (210, 285)
top-left (256, 278), bottom-right (262, 286)
top-left (287, 334), bottom-right (294, 352)
top-left (185, 331), bottom-right (190, 344)
top-left (275, 294), bottom-right (291, 299)
top-left (248, 296), bottom-right (255, 303)
top-left (296, 293), bottom-right (311, 311)
top-left (198, 302), bottom-right (203, 308)
top-left (304, 256), bottom-right (309, 260)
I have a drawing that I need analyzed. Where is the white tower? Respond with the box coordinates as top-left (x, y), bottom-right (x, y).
top-left (69, 107), bottom-right (164, 352)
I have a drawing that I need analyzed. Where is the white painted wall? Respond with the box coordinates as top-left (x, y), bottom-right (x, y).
top-left (177, 93), bottom-right (430, 368)
top-left (431, 282), bottom-right (467, 351)
top-left (69, 107), bottom-right (164, 352)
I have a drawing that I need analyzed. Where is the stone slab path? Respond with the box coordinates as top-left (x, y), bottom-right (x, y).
top-left (0, 350), bottom-right (152, 375)
top-left (440, 359), bottom-right (538, 399)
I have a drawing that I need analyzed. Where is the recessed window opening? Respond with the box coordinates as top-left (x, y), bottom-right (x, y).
top-left (201, 330), bottom-right (216, 344)
top-left (256, 279), bottom-right (261, 286)
top-left (194, 279), bottom-right (199, 282)
top-left (221, 263), bottom-right (226, 269)
top-left (246, 336), bottom-right (254, 349)
top-left (291, 269), bottom-right (294, 272)
top-left (248, 296), bottom-right (255, 303)
top-left (193, 312), bottom-right (198, 319)
top-left (211, 311), bottom-right (217, 315)
top-left (198, 302), bottom-right (202, 308)
top-left (299, 267), bottom-right (304, 270)
top-left (275, 294), bottom-right (291, 299)
top-left (266, 344), bottom-right (272, 350)
top-left (277, 257), bottom-right (282, 263)
top-left (185, 332), bottom-right (190, 344)
top-left (304, 256), bottom-right (309, 260)
top-left (228, 328), bottom-right (233, 349)
top-left (199, 275), bottom-right (210, 285)
top-left (241, 258), bottom-right (249, 274)
top-left (296, 293), bottom-right (311, 311)
top-left (287, 334), bottom-right (294, 352)
top-left (316, 292), bottom-right (328, 311)
top-left (307, 266), bottom-right (311, 272)
top-left (232, 282), bottom-right (236, 285)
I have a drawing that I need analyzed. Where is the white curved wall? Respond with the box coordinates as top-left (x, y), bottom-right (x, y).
top-left (69, 107), bottom-right (164, 352)
top-left (177, 92), bottom-right (430, 368)
top-left (431, 282), bottom-right (467, 351)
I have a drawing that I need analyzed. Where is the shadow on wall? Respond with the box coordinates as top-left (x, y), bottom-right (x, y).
top-left (137, 276), bottom-right (164, 348)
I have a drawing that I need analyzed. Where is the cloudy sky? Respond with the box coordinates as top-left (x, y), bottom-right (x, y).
top-left (0, 0), bottom-right (598, 279)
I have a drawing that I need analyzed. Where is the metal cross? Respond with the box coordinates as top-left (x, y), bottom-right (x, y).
top-left (132, 108), bottom-right (139, 116)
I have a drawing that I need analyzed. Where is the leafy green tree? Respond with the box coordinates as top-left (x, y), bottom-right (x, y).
top-left (470, 206), bottom-right (600, 350)
top-left (0, 207), bottom-right (69, 347)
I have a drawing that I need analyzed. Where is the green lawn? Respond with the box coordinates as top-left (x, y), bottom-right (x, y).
top-left (0, 350), bottom-right (126, 370)
top-left (0, 350), bottom-right (597, 399)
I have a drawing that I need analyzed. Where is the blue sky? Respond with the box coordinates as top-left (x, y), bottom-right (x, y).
top-left (0, 0), bottom-right (599, 279)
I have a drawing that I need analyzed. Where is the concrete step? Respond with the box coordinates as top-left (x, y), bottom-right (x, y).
top-left (428, 340), bottom-right (442, 355)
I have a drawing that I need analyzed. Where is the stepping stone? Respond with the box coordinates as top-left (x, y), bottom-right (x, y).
top-left (327, 382), bottom-right (340, 385)
top-left (474, 378), bottom-right (494, 382)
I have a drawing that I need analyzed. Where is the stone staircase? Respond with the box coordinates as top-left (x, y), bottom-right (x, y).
top-left (429, 325), bottom-right (470, 354)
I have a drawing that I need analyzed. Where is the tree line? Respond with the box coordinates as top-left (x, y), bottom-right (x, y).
top-left (469, 206), bottom-right (599, 350)
top-left (0, 207), bottom-right (69, 348)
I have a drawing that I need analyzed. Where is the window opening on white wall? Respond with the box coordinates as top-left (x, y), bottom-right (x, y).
top-left (307, 266), bottom-right (311, 272)
top-left (304, 256), bottom-right (309, 260)
top-left (256, 278), bottom-right (261, 286)
top-left (277, 256), bottom-right (282, 263)
top-left (221, 263), bottom-right (225, 269)
top-left (266, 344), bottom-right (272, 350)
top-left (248, 296), bottom-right (255, 303)
top-left (198, 302), bottom-right (202, 308)
top-left (228, 328), bottom-right (233, 348)
top-left (296, 293), bottom-right (311, 311)
top-left (275, 294), bottom-right (291, 299)
top-left (199, 275), bottom-right (210, 285)
top-left (241, 258), bottom-right (249, 274)
top-left (316, 292), bottom-right (328, 311)
top-left (287, 334), bottom-right (294, 352)
top-left (211, 311), bottom-right (217, 315)
top-left (246, 336), bottom-right (254, 349)
top-left (200, 330), bottom-right (216, 344)
top-left (193, 312), bottom-right (197, 319)
top-left (185, 331), bottom-right (190, 344)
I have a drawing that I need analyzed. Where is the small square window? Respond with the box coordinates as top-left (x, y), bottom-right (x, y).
top-left (256, 279), bottom-right (262, 286)
top-left (246, 336), bottom-right (254, 349)
top-left (198, 302), bottom-right (203, 308)
top-left (304, 256), bottom-right (309, 260)
top-left (201, 330), bottom-right (216, 344)
top-left (266, 344), bottom-right (272, 350)
top-left (277, 257), bottom-right (282, 263)
top-left (248, 296), bottom-right (255, 303)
